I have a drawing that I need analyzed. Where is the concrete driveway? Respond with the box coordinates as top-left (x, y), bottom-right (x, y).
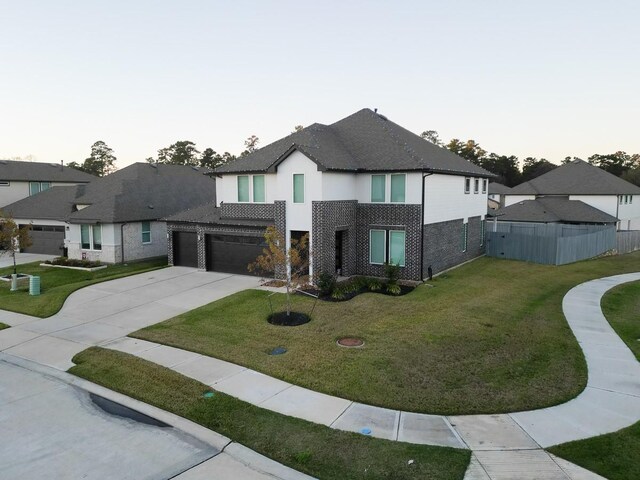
top-left (0, 252), bottom-right (56, 269)
top-left (0, 267), bottom-right (262, 370)
top-left (0, 357), bottom-right (218, 480)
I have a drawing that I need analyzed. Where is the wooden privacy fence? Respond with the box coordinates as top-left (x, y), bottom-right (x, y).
top-left (485, 222), bottom-right (617, 265)
top-left (616, 230), bottom-right (640, 254)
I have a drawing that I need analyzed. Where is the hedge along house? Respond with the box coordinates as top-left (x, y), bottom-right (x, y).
top-left (167, 109), bottom-right (493, 281)
top-left (4, 163), bottom-right (215, 262)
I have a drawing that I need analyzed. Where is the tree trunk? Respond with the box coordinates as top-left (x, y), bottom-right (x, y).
top-left (12, 251), bottom-right (17, 276)
top-left (285, 283), bottom-right (291, 316)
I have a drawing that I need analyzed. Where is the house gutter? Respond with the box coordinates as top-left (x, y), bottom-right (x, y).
top-left (120, 223), bottom-right (127, 264)
top-left (420, 172), bottom-right (434, 281)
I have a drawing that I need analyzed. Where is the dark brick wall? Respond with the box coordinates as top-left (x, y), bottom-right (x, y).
top-left (311, 201), bottom-right (357, 277)
top-left (220, 202), bottom-right (275, 219)
top-left (356, 204), bottom-right (423, 280)
top-left (422, 216), bottom-right (484, 276)
top-left (274, 201), bottom-right (287, 279)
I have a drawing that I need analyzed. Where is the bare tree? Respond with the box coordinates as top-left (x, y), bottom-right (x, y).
top-left (249, 226), bottom-right (310, 317)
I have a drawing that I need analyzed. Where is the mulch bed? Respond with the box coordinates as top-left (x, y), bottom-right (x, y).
top-left (267, 311), bottom-right (311, 326)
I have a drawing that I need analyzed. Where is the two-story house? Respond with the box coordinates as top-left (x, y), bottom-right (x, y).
top-left (504, 159), bottom-right (640, 230)
top-left (0, 160), bottom-right (95, 207)
top-left (167, 109), bottom-right (492, 281)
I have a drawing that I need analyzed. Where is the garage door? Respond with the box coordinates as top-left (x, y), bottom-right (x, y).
top-left (206, 234), bottom-right (265, 276)
top-left (21, 225), bottom-right (65, 255)
top-left (172, 231), bottom-right (198, 267)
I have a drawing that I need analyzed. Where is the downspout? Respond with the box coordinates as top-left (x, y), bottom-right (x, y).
top-left (615, 196), bottom-right (620, 231)
top-left (420, 172), bottom-right (434, 281)
top-left (120, 223), bottom-right (127, 264)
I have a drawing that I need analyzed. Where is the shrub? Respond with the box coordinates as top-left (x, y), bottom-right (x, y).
top-left (366, 278), bottom-right (382, 291)
top-left (50, 256), bottom-right (102, 268)
top-left (384, 262), bottom-right (400, 286)
top-left (317, 272), bottom-right (336, 296)
top-left (386, 283), bottom-right (401, 295)
top-left (331, 284), bottom-right (348, 301)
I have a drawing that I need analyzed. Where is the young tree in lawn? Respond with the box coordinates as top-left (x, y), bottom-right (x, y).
top-left (249, 226), bottom-right (310, 317)
top-left (0, 212), bottom-right (32, 276)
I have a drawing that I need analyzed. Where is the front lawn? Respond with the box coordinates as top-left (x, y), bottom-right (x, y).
top-left (70, 347), bottom-right (470, 480)
top-left (0, 322), bottom-right (8, 331)
top-left (0, 258), bottom-right (167, 317)
top-left (601, 280), bottom-right (640, 360)
top-left (133, 252), bottom-right (640, 415)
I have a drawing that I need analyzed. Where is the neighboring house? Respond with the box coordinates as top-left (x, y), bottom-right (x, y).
top-left (488, 182), bottom-right (512, 210)
top-left (0, 160), bottom-right (95, 207)
top-left (4, 163), bottom-right (215, 262)
top-left (167, 108), bottom-right (493, 280)
top-left (490, 196), bottom-right (619, 225)
top-left (504, 159), bottom-right (640, 230)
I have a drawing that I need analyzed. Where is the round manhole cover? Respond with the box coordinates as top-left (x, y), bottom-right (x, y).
top-left (337, 337), bottom-right (364, 348)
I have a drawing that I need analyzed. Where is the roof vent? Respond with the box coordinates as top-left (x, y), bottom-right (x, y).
top-left (148, 204), bottom-right (154, 209)
top-left (191, 166), bottom-right (200, 171)
top-left (149, 163), bottom-right (157, 169)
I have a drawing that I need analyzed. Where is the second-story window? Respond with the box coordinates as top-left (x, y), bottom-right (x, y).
top-left (29, 181), bottom-right (51, 196)
top-left (253, 175), bottom-right (265, 203)
top-left (464, 178), bottom-right (470, 194)
top-left (482, 179), bottom-right (487, 193)
top-left (390, 174), bottom-right (406, 202)
top-left (293, 174), bottom-right (305, 203)
top-left (474, 178), bottom-right (479, 193)
top-left (237, 176), bottom-right (250, 202)
top-left (371, 175), bottom-right (385, 202)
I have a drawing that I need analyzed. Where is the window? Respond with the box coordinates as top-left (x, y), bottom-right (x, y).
top-left (29, 182), bottom-right (40, 196)
top-left (253, 175), bottom-right (265, 203)
top-left (480, 220), bottom-right (485, 246)
top-left (630, 196), bottom-right (633, 204)
top-left (81, 225), bottom-right (91, 249)
top-left (369, 229), bottom-right (406, 266)
top-left (482, 179), bottom-right (487, 193)
top-left (81, 224), bottom-right (102, 250)
top-left (141, 221), bottom-right (151, 243)
top-left (390, 174), bottom-right (406, 202)
top-left (389, 230), bottom-right (406, 266)
top-left (474, 178), bottom-right (479, 193)
top-left (462, 223), bottom-right (468, 252)
top-left (41, 182), bottom-right (51, 191)
top-left (369, 230), bottom-right (386, 265)
top-left (237, 176), bottom-right (250, 202)
top-left (371, 175), bottom-right (385, 202)
top-left (92, 225), bottom-right (102, 250)
top-left (0, 181), bottom-right (9, 187)
top-left (624, 195), bottom-right (629, 204)
top-left (293, 174), bottom-right (304, 203)
top-left (464, 178), bottom-right (470, 194)
top-left (619, 195), bottom-right (624, 205)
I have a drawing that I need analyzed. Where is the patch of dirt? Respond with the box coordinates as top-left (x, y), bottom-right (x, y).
top-left (267, 311), bottom-right (311, 326)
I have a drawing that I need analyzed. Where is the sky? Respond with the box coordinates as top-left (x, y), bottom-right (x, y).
top-left (1, 1), bottom-right (639, 169)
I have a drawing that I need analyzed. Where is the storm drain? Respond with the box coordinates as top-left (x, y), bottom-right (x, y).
top-left (90, 393), bottom-right (170, 428)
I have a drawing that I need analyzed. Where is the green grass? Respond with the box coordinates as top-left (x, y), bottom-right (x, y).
top-left (133, 252), bottom-right (640, 415)
top-left (0, 258), bottom-right (167, 317)
top-left (0, 322), bottom-right (8, 331)
top-left (548, 278), bottom-right (640, 479)
top-left (70, 347), bottom-right (470, 480)
top-left (548, 421), bottom-right (640, 480)
top-left (601, 280), bottom-right (640, 360)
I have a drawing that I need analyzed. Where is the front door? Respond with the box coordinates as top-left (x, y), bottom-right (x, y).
top-left (335, 230), bottom-right (343, 274)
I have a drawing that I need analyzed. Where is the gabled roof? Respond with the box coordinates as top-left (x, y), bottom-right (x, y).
top-left (488, 182), bottom-right (512, 194)
top-left (509, 159), bottom-right (640, 195)
top-left (0, 160), bottom-right (96, 182)
top-left (215, 109), bottom-right (493, 177)
top-left (492, 196), bottom-right (618, 224)
top-left (4, 163), bottom-right (216, 224)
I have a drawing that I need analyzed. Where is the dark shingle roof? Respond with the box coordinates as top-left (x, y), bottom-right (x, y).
top-left (215, 109), bottom-right (493, 177)
top-left (492, 196), bottom-right (618, 224)
top-left (165, 201), bottom-right (274, 227)
top-left (488, 182), bottom-right (512, 194)
top-left (0, 160), bottom-right (96, 182)
top-left (4, 163), bottom-right (216, 224)
top-left (509, 159), bottom-right (640, 195)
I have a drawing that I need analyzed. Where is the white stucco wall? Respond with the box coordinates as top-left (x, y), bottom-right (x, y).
top-left (569, 194), bottom-right (640, 230)
top-left (504, 194), bottom-right (536, 207)
top-left (423, 173), bottom-right (487, 224)
top-left (322, 172), bottom-right (357, 200)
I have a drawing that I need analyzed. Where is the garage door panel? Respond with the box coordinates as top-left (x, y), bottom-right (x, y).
top-left (206, 234), bottom-right (265, 276)
top-left (21, 225), bottom-right (65, 255)
top-left (172, 232), bottom-right (198, 268)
